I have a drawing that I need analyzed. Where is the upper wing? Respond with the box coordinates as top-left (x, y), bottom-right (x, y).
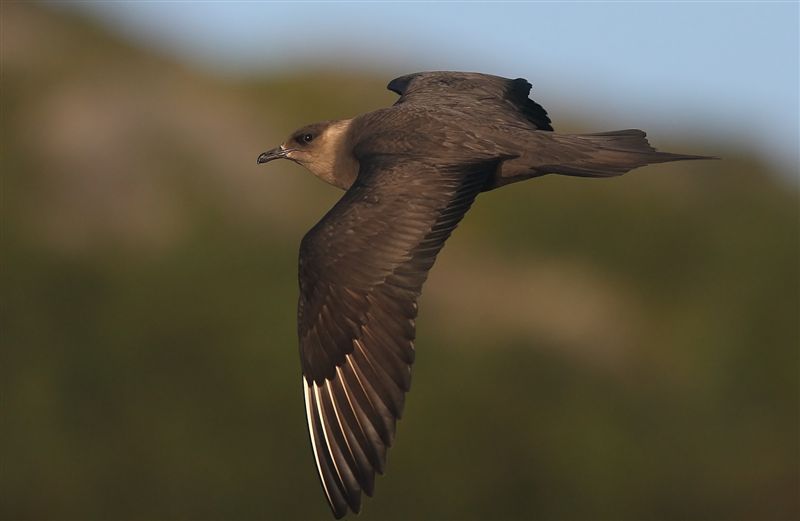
top-left (387, 71), bottom-right (554, 131)
top-left (298, 156), bottom-right (494, 518)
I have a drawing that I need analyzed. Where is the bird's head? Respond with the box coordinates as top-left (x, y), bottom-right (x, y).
top-left (257, 120), bottom-right (356, 190)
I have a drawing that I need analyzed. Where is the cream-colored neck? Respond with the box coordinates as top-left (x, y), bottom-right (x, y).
top-left (306, 119), bottom-right (358, 190)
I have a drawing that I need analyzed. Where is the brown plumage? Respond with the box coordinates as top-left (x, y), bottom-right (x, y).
top-left (256, 71), bottom-right (712, 518)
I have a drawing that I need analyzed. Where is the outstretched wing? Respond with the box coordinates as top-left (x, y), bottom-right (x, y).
top-left (298, 156), bottom-right (493, 518)
top-left (387, 71), bottom-right (554, 131)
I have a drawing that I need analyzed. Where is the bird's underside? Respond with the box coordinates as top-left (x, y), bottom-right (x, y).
top-left (262, 71), bottom-right (711, 518)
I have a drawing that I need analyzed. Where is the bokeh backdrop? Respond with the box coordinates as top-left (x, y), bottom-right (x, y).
top-left (2, 2), bottom-right (798, 520)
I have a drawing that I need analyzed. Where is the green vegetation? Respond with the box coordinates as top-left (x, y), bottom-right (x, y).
top-left (2, 3), bottom-right (797, 519)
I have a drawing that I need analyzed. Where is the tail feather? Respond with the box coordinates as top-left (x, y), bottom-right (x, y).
top-left (488, 128), bottom-right (716, 190)
top-left (543, 129), bottom-right (714, 178)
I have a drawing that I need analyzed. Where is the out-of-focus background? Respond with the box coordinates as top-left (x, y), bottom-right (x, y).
top-left (2, 2), bottom-right (798, 519)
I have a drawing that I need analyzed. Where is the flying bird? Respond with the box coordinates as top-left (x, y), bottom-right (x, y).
top-left (257, 71), bottom-right (710, 518)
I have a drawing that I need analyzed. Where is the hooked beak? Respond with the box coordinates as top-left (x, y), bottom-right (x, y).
top-left (257, 146), bottom-right (289, 165)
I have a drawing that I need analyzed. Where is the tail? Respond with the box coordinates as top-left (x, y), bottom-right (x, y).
top-left (539, 129), bottom-right (715, 178)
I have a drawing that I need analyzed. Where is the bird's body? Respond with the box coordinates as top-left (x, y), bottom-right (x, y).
top-left (257, 71), bottom-right (710, 518)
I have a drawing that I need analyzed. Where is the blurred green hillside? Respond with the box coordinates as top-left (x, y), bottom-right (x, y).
top-left (2, 3), bottom-right (798, 520)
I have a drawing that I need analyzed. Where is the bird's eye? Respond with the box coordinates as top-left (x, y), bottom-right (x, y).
top-left (302, 133), bottom-right (314, 143)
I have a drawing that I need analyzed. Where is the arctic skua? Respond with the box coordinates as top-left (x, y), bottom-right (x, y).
top-left (257, 71), bottom-right (710, 518)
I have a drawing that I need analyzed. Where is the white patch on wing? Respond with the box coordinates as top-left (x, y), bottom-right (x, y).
top-left (314, 383), bottom-right (345, 488)
top-left (336, 365), bottom-right (365, 437)
top-left (345, 354), bottom-right (375, 412)
top-left (326, 379), bottom-right (355, 466)
top-left (303, 379), bottom-right (334, 508)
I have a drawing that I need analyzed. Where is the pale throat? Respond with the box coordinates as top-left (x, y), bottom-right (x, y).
top-left (306, 119), bottom-right (359, 190)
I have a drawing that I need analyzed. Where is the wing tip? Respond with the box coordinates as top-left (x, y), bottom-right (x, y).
top-left (387, 73), bottom-right (419, 96)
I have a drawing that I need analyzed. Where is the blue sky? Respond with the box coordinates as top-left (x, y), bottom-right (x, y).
top-left (62, 1), bottom-right (798, 176)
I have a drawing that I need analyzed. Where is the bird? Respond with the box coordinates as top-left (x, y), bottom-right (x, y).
top-left (257, 71), bottom-right (711, 518)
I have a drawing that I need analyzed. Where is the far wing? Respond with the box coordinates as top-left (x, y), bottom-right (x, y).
top-left (298, 156), bottom-right (493, 518)
top-left (387, 71), bottom-right (553, 131)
